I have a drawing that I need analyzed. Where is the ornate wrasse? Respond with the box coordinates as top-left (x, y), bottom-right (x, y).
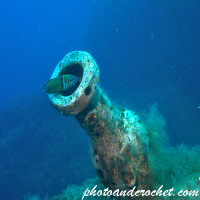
top-left (44, 74), bottom-right (78, 94)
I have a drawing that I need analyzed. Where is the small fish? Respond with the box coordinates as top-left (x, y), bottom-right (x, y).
top-left (44, 74), bottom-right (78, 94)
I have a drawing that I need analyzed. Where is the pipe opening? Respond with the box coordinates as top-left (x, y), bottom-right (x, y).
top-left (59, 63), bottom-right (83, 96)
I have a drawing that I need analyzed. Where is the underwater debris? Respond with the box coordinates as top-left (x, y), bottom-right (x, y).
top-left (45, 51), bottom-right (200, 200)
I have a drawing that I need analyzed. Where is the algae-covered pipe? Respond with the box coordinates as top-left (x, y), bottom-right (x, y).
top-left (48, 51), bottom-right (151, 198)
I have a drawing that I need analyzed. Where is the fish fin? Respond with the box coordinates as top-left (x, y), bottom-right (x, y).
top-left (44, 79), bottom-right (52, 93)
top-left (44, 79), bottom-right (51, 88)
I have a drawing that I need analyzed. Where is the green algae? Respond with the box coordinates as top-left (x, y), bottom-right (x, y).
top-left (144, 104), bottom-right (200, 199)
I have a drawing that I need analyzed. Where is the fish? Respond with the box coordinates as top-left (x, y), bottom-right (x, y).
top-left (44, 74), bottom-right (78, 94)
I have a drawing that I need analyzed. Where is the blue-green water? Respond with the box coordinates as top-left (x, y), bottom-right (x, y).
top-left (0, 0), bottom-right (199, 199)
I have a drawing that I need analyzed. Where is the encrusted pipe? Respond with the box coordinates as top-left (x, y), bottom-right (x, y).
top-left (48, 51), bottom-right (151, 198)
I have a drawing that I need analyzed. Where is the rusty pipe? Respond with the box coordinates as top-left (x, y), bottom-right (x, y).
top-left (48, 51), bottom-right (151, 198)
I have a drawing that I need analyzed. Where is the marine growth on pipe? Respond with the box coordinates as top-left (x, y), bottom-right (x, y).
top-left (46, 51), bottom-right (151, 200)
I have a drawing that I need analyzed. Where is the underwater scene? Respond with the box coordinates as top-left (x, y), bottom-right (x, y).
top-left (0, 0), bottom-right (200, 200)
